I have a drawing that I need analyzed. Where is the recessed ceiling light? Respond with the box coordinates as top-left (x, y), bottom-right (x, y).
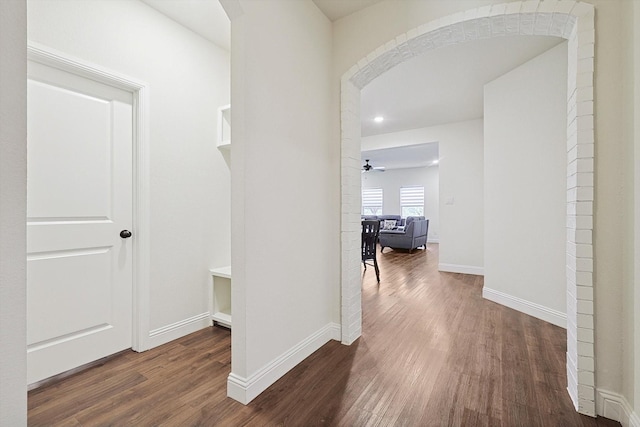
top-left (432, 159), bottom-right (439, 164)
top-left (374, 116), bottom-right (384, 123)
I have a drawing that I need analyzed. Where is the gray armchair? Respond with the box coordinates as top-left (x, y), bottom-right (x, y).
top-left (379, 217), bottom-right (429, 253)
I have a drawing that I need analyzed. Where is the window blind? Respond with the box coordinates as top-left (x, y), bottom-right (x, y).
top-left (400, 186), bottom-right (424, 217)
top-left (362, 188), bottom-right (383, 215)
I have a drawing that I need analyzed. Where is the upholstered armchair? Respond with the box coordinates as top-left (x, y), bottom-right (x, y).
top-left (379, 217), bottom-right (429, 253)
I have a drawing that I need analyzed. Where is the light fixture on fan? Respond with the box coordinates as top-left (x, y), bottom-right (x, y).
top-left (362, 159), bottom-right (386, 173)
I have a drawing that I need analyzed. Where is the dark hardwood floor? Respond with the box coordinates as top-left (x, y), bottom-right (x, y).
top-left (28, 244), bottom-right (619, 426)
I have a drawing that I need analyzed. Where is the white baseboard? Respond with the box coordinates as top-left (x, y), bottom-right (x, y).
top-left (597, 388), bottom-right (640, 427)
top-left (438, 263), bottom-right (484, 276)
top-left (227, 322), bottom-right (341, 404)
top-left (427, 238), bottom-right (439, 244)
top-left (482, 287), bottom-right (566, 328)
top-left (342, 325), bottom-right (361, 345)
top-left (147, 312), bottom-right (211, 349)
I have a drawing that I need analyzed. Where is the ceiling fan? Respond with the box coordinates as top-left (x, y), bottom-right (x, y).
top-left (362, 159), bottom-right (385, 173)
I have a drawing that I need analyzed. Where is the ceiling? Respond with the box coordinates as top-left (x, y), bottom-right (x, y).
top-left (140, 0), bottom-right (230, 50)
top-left (362, 143), bottom-right (439, 171)
top-left (312, 0), bottom-right (385, 21)
top-left (139, 0), bottom-right (383, 50)
top-left (361, 35), bottom-right (563, 137)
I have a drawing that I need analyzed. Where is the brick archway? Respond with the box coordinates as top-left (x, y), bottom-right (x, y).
top-left (339, 1), bottom-right (596, 416)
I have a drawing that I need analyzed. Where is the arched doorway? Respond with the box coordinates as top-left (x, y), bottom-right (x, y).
top-left (340, 1), bottom-right (596, 416)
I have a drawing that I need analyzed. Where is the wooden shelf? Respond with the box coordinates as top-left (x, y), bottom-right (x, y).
top-left (210, 266), bottom-right (231, 328)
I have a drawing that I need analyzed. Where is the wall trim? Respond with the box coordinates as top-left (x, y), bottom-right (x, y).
top-left (438, 263), bottom-right (484, 276)
top-left (427, 238), bottom-right (439, 244)
top-left (596, 389), bottom-right (640, 427)
top-left (227, 322), bottom-right (341, 404)
top-left (26, 42), bottom-right (152, 352)
top-left (147, 312), bottom-right (211, 349)
top-left (483, 287), bottom-right (567, 329)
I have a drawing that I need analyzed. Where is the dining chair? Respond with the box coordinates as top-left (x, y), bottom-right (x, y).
top-left (361, 220), bottom-right (381, 282)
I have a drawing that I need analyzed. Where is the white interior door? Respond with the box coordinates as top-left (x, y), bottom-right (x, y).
top-left (27, 60), bottom-right (134, 384)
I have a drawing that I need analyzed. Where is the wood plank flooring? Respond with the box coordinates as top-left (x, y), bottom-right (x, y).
top-left (28, 244), bottom-right (620, 426)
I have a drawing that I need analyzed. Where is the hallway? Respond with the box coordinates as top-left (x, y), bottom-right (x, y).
top-left (28, 244), bottom-right (619, 426)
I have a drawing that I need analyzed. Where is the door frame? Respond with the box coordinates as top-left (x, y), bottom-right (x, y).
top-left (27, 41), bottom-right (151, 352)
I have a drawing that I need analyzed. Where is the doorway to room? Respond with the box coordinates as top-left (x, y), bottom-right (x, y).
top-left (340, 3), bottom-right (596, 416)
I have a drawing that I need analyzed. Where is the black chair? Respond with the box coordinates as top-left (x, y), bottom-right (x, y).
top-left (361, 220), bottom-right (381, 282)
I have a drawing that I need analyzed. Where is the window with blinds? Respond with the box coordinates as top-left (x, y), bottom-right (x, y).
top-left (400, 186), bottom-right (424, 217)
top-left (362, 188), bottom-right (383, 215)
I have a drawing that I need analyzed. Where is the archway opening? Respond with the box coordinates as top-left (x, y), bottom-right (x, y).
top-left (340, 2), bottom-right (596, 416)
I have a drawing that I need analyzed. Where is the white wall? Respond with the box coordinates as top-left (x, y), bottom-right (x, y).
top-left (229, 0), bottom-right (336, 403)
top-left (333, 0), bottom-right (632, 409)
top-left (0, 0), bottom-right (27, 424)
top-left (483, 43), bottom-right (568, 324)
top-left (586, 0), bottom-right (629, 401)
top-left (438, 120), bottom-right (484, 274)
top-left (620, 0), bottom-right (637, 413)
top-left (363, 120), bottom-right (484, 273)
top-left (629, 0), bottom-right (640, 417)
top-left (362, 166), bottom-right (439, 242)
top-left (635, 0), bottom-right (640, 417)
top-left (27, 0), bottom-right (231, 343)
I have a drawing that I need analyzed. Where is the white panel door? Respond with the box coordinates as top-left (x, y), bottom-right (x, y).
top-left (27, 60), bottom-right (134, 384)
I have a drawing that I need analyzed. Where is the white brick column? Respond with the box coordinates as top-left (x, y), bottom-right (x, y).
top-left (340, 1), bottom-right (596, 416)
top-left (340, 80), bottom-right (363, 345)
top-left (564, 1), bottom-right (596, 416)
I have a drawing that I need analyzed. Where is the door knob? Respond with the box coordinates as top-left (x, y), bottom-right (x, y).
top-left (120, 230), bottom-right (132, 239)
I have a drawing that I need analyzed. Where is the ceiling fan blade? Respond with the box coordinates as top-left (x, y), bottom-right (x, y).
top-left (373, 166), bottom-right (386, 170)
